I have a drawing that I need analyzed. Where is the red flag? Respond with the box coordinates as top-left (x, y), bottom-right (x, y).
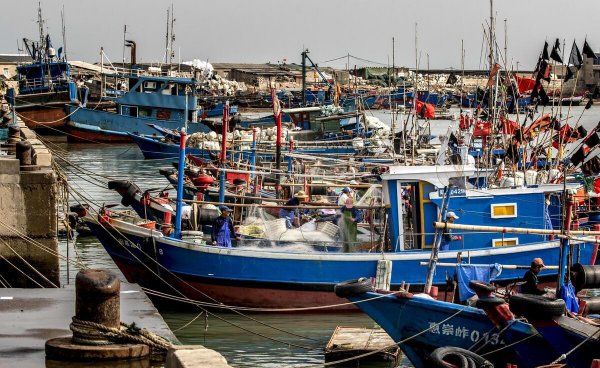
top-left (514, 75), bottom-right (537, 93)
top-left (501, 116), bottom-right (519, 135)
top-left (487, 63), bottom-right (501, 87)
top-left (415, 100), bottom-right (435, 119)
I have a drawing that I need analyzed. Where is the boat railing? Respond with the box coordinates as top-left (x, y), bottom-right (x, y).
top-left (100, 65), bottom-right (193, 79)
top-left (19, 75), bottom-right (70, 91)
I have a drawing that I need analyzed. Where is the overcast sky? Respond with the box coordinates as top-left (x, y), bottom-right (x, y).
top-left (3, 0), bottom-right (600, 71)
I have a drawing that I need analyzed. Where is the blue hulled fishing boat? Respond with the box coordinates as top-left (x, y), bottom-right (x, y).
top-left (82, 163), bottom-right (596, 310)
top-left (66, 72), bottom-right (211, 142)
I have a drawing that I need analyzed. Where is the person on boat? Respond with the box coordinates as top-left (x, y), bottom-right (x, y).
top-left (521, 258), bottom-right (548, 295)
top-left (279, 191), bottom-right (308, 228)
top-left (440, 212), bottom-right (461, 251)
top-left (337, 187), bottom-right (352, 206)
top-left (339, 197), bottom-right (362, 252)
top-left (212, 205), bottom-right (239, 247)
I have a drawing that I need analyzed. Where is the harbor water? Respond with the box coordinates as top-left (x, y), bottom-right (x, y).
top-left (55, 106), bottom-right (600, 367)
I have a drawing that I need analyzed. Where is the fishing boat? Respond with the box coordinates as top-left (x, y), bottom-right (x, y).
top-left (337, 190), bottom-right (600, 367)
top-left (7, 5), bottom-right (77, 133)
top-left (81, 159), bottom-right (596, 310)
top-left (65, 72), bottom-right (211, 142)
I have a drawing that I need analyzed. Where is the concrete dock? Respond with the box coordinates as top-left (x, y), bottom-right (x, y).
top-left (0, 281), bottom-right (176, 368)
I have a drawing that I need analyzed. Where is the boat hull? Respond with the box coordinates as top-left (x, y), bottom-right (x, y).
top-left (347, 291), bottom-right (556, 368)
top-left (66, 105), bottom-right (211, 143)
top-left (86, 216), bottom-right (596, 310)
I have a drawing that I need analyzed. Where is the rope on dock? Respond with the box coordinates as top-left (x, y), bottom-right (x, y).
top-left (70, 317), bottom-right (173, 360)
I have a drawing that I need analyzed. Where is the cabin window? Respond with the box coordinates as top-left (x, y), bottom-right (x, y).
top-left (490, 203), bottom-right (517, 218)
top-left (138, 108), bottom-right (152, 118)
top-left (492, 238), bottom-right (519, 247)
top-left (121, 105), bottom-right (138, 117)
top-left (156, 110), bottom-right (171, 120)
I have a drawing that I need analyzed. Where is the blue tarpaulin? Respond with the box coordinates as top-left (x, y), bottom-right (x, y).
top-left (456, 263), bottom-right (503, 301)
top-left (561, 281), bottom-right (579, 313)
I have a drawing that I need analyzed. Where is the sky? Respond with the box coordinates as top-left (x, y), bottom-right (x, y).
top-left (3, 0), bottom-right (600, 71)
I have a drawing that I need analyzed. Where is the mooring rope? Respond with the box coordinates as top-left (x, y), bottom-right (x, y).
top-left (70, 317), bottom-right (173, 361)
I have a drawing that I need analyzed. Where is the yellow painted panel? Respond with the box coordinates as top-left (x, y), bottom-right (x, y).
top-left (493, 239), bottom-right (518, 247)
top-left (492, 204), bottom-right (516, 217)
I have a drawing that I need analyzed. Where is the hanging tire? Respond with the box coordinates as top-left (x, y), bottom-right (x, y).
top-left (429, 346), bottom-right (494, 368)
top-left (571, 263), bottom-right (600, 292)
top-left (334, 278), bottom-right (374, 298)
top-left (509, 294), bottom-right (565, 320)
top-left (159, 168), bottom-right (176, 177)
top-left (475, 296), bottom-right (506, 310)
top-left (107, 180), bottom-right (131, 190)
top-left (469, 280), bottom-right (495, 294)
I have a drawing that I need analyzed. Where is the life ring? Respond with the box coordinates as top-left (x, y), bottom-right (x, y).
top-left (334, 278), bottom-right (374, 298)
top-left (429, 346), bottom-right (494, 368)
top-left (509, 294), bottom-right (565, 320)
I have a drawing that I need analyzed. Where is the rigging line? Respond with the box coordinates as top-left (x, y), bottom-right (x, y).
top-left (316, 55), bottom-right (349, 64)
top-left (15, 105), bottom-right (81, 125)
top-left (171, 311), bottom-right (205, 332)
top-left (0, 239), bottom-right (59, 288)
top-left (140, 282), bottom-right (397, 313)
top-left (0, 220), bottom-right (87, 269)
top-left (0, 253), bottom-right (44, 288)
top-left (67, 189), bottom-right (319, 348)
top-left (349, 54), bottom-right (388, 67)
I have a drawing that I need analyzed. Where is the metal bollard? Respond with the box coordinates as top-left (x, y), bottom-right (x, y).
top-left (75, 269), bottom-right (120, 330)
top-left (15, 141), bottom-right (32, 166)
top-left (46, 269), bottom-right (150, 362)
top-left (7, 125), bottom-right (20, 144)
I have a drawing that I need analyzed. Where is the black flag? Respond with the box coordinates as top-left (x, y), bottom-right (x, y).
top-left (568, 40), bottom-right (583, 68)
top-left (586, 98), bottom-right (594, 109)
top-left (583, 39), bottom-right (596, 59)
top-left (550, 39), bottom-right (563, 63)
top-left (446, 73), bottom-right (458, 85)
top-left (570, 146), bottom-right (586, 166)
top-left (564, 66), bottom-right (575, 82)
top-left (585, 131), bottom-right (600, 148)
top-left (542, 41), bottom-right (550, 60)
top-left (539, 85), bottom-right (550, 106)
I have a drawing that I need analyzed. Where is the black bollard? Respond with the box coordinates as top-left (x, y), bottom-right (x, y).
top-left (75, 269), bottom-right (121, 330)
top-left (7, 125), bottom-right (20, 144)
top-left (16, 141), bottom-right (32, 166)
top-left (45, 269), bottom-right (150, 362)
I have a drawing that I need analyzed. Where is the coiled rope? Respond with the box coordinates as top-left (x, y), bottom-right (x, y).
top-left (70, 317), bottom-right (173, 361)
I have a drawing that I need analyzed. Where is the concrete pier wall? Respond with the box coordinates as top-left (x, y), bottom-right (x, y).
top-left (0, 122), bottom-right (58, 287)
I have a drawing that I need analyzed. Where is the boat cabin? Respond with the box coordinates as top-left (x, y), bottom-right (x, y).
top-left (17, 61), bottom-right (71, 94)
top-left (382, 165), bottom-right (565, 252)
top-left (114, 74), bottom-right (198, 123)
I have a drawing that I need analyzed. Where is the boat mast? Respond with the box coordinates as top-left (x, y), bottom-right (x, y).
top-left (61, 5), bottom-right (67, 61)
top-left (173, 87), bottom-right (189, 239)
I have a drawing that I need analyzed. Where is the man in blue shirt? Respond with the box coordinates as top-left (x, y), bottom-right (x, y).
top-left (212, 205), bottom-right (239, 247)
top-left (440, 211), bottom-right (461, 251)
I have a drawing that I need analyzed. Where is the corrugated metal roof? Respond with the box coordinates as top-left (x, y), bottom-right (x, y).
top-left (0, 54), bottom-right (32, 64)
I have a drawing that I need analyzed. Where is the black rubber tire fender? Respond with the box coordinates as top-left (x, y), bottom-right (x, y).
top-left (334, 278), bottom-right (374, 298)
top-left (107, 180), bottom-right (131, 190)
top-left (159, 168), bottom-right (176, 177)
top-left (429, 346), bottom-right (493, 368)
top-left (475, 296), bottom-right (506, 310)
top-left (469, 280), bottom-right (495, 294)
top-left (509, 294), bottom-right (565, 320)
